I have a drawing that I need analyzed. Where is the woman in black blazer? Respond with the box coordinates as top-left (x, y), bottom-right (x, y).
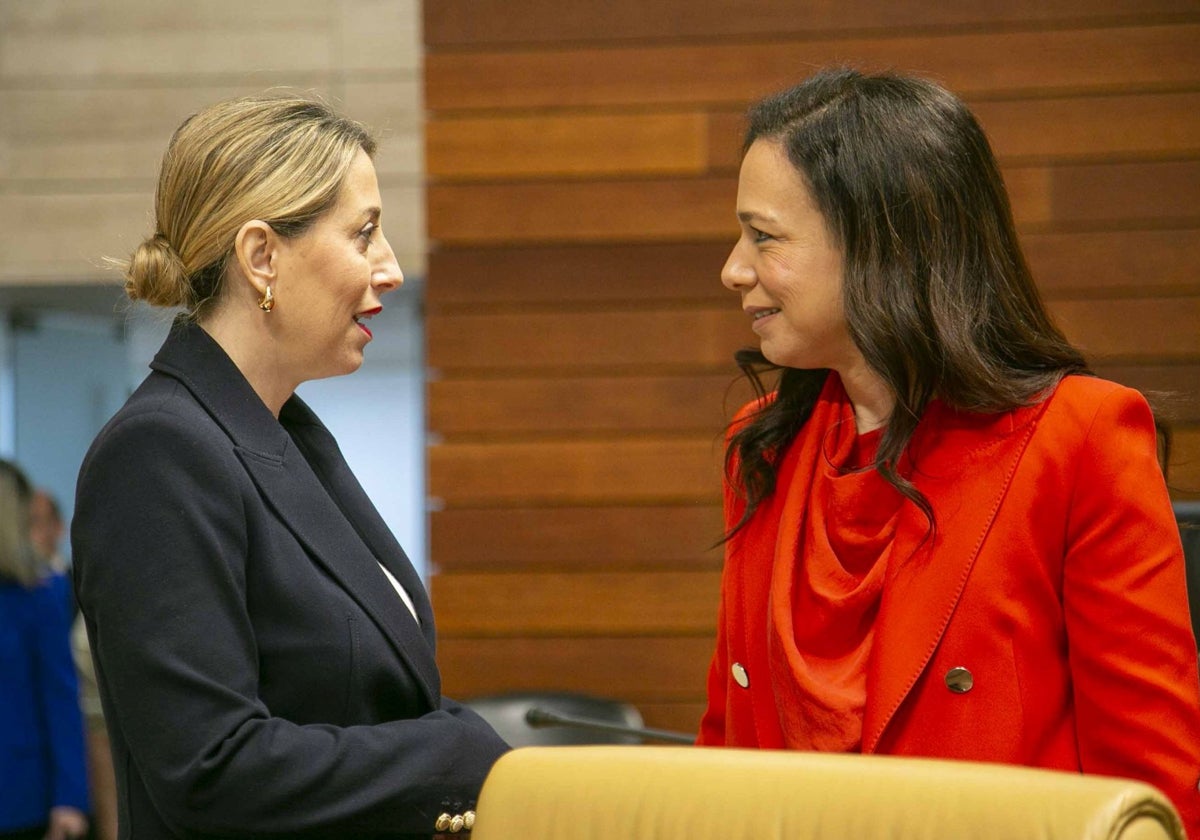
top-left (71, 95), bottom-right (508, 839)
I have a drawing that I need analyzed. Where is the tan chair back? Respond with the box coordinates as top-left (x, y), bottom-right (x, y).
top-left (470, 745), bottom-right (1185, 839)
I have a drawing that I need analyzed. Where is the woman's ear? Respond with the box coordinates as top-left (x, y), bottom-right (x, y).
top-left (232, 220), bottom-right (278, 298)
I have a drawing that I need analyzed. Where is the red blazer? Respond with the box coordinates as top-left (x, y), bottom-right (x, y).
top-left (698, 375), bottom-right (1200, 834)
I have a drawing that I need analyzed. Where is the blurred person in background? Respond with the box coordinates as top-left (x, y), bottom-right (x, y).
top-left (25, 488), bottom-right (118, 840)
top-left (0, 461), bottom-right (89, 840)
top-left (28, 491), bottom-right (66, 575)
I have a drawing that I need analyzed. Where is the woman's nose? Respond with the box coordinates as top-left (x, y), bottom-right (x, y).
top-left (721, 239), bottom-right (754, 292)
top-left (372, 232), bottom-right (404, 293)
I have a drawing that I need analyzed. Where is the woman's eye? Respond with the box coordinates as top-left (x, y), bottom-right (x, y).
top-left (358, 223), bottom-right (378, 244)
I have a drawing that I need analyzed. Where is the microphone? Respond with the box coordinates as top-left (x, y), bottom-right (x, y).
top-left (524, 707), bottom-right (694, 744)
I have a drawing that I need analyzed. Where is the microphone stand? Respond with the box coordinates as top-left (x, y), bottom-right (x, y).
top-left (524, 707), bottom-right (695, 745)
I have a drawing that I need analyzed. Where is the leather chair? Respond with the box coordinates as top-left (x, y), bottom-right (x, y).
top-left (463, 691), bottom-right (646, 747)
top-left (469, 745), bottom-right (1185, 839)
top-left (1175, 500), bottom-right (1200, 644)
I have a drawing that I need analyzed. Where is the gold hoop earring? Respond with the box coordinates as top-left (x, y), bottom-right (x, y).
top-left (258, 285), bottom-right (274, 312)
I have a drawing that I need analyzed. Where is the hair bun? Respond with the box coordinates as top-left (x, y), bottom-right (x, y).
top-left (124, 233), bottom-right (191, 308)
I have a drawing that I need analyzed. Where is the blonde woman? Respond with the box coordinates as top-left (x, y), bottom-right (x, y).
top-left (72, 96), bottom-right (508, 839)
top-left (0, 460), bottom-right (89, 840)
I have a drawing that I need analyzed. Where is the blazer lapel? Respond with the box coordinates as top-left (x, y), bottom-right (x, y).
top-left (279, 397), bottom-right (437, 637)
top-left (150, 318), bottom-right (441, 708)
top-left (862, 400), bottom-right (1045, 752)
top-left (237, 444), bottom-right (441, 707)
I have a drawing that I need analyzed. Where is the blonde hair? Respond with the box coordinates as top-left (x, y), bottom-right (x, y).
top-left (0, 459), bottom-right (45, 586)
top-left (119, 94), bottom-right (377, 315)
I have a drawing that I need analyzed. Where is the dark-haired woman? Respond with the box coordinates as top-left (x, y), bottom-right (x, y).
top-left (696, 67), bottom-right (1200, 834)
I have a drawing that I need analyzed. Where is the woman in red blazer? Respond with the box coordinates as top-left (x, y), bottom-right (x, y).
top-left (697, 67), bottom-right (1200, 835)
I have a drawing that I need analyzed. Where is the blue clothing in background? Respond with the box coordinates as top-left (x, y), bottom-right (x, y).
top-left (0, 573), bottom-right (89, 832)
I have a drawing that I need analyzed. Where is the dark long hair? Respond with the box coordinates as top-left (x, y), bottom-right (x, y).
top-left (726, 68), bottom-right (1090, 535)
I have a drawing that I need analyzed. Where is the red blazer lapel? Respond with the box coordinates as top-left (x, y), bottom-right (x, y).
top-left (862, 401), bottom-right (1046, 752)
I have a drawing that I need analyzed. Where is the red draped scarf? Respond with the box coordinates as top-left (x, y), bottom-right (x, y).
top-left (767, 374), bottom-right (904, 752)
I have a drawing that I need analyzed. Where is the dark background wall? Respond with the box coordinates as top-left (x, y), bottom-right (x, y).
top-left (423, 1), bottom-right (1200, 735)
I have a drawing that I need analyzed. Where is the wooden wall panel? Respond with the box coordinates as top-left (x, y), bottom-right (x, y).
top-left (425, 0), bottom-right (1195, 46)
top-left (428, 178), bottom-right (735, 244)
top-left (429, 438), bottom-right (722, 506)
top-left (425, 4), bottom-right (1200, 739)
top-left (971, 93), bottom-right (1200, 163)
top-left (423, 231), bottom-right (1200, 310)
top-left (1026, 230), bottom-right (1200, 297)
top-left (1044, 161), bottom-right (1200, 226)
top-left (1169, 428), bottom-right (1200, 499)
top-left (427, 161), bottom-right (1198, 245)
top-left (430, 571), bottom-right (722, 635)
top-left (427, 309), bottom-right (748, 371)
top-left (430, 505), bottom-right (724, 572)
top-left (1051, 298), bottom-right (1200, 362)
top-left (428, 299), bottom-right (1199, 374)
top-left (433, 93), bottom-right (1200, 181)
top-left (426, 25), bottom-right (1200, 111)
top-left (426, 113), bottom-right (708, 179)
top-left (426, 243), bottom-right (732, 305)
top-left (437, 637), bottom-right (714, 703)
top-left (429, 375), bottom-right (748, 435)
top-left (1097, 366), bottom-right (1200, 426)
top-left (638, 702), bottom-right (711, 735)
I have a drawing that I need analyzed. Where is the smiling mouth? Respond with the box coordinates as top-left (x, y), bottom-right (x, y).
top-left (752, 308), bottom-right (781, 321)
top-left (354, 307), bottom-right (382, 339)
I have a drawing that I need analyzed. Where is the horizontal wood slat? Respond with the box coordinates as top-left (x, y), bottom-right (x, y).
top-left (1053, 297), bottom-right (1200, 362)
top-left (427, 308), bottom-right (750, 371)
top-left (426, 367), bottom-right (1200, 441)
top-left (429, 438), bottom-right (723, 506)
top-left (427, 298), bottom-right (1198, 372)
top-left (972, 92), bottom-right (1200, 163)
top-left (426, 112), bottom-right (708, 180)
top-left (1027, 229), bottom-right (1200, 297)
top-left (427, 93), bottom-right (1200, 182)
top-left (1041, 161), bottom-right (1200, 226)
top-left (428, 374), bottom-right (751, 435)
top-left (427, 404), bottom-right (1199, 506)
top-left (1095, 366), bottom-right (1200, 426)
top-left (425, 0), bottom-right (1197, 46)
top-left (425, 25), bottom-right (1200, 111)
top-left (426, 242), bottom-right (732, 307)
top-left (427, 177), bottom-right (734, 245)
top-left (427, 162), bottom-right (1200, 245)
top-left (438, 636), bottom-right (714, 702)
top-left (423, 231), bottom-right (1199, 310)
top-left (430, 505), bottom-right (725, 571)
top-left (1168, 426), bottom-right (1200, 499)
top-left (431, 571), bottom-right (722, 635)
top-left (637, 702), bottom-right (706, 739)
top-left (709, 93), bottom-right (1200, 171)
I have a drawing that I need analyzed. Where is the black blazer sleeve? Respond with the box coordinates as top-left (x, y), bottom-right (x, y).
top-left (72, 385), bottom-right (507, 839)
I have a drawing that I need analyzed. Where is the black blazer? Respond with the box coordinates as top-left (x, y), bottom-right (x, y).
top-left (72, 319), bottom-right (508, 839)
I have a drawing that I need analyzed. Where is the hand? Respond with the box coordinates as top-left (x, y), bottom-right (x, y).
top-left (44, 806), bottom-right (89, 840)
